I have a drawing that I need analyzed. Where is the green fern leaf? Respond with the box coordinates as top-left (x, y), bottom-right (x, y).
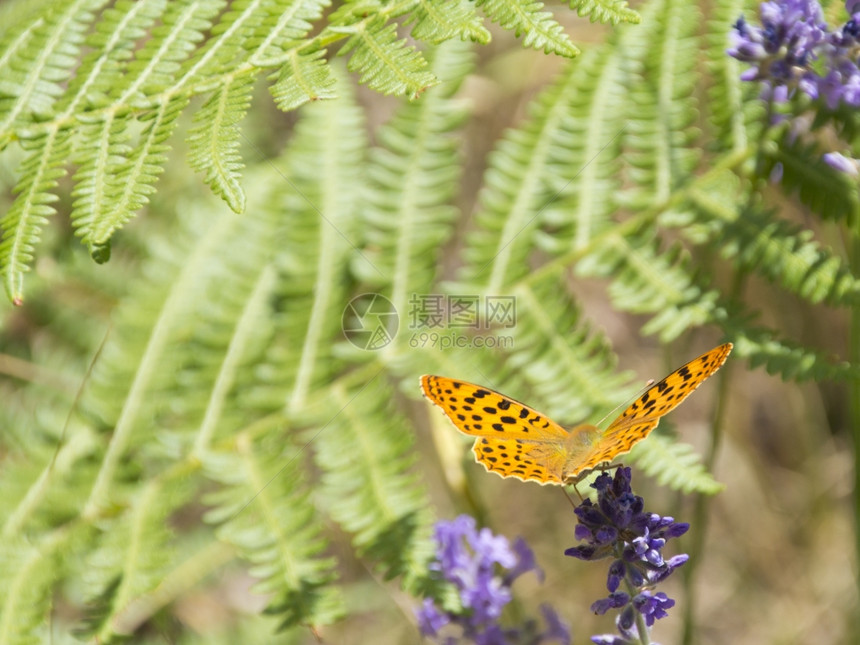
top-left (457, 45), bottom-right (630, 292)
top-left (686, 167), bottom-right (860, 307)
top-left (334, 16), bottom-right (438, 98)
top-left (0, 127), bottom-right (72, 304)
top-left (203, 444), bottom-right (343, 630)
top-left (406, 0), bottom-right (492, 44)
top-left (730, 329), bottom-right (860, 382)
top-left (0, 0), bottom-right (103, 136)
top-left (623, 0), bottom-right (701, 205)
top-left (533, 46), bottom-right (631, 255)
top-left (78, 192), bottom-right (280, 516)
top-left (313, 377), bottom-right (433, 591)
top-left (78, 478), bottom-right (189, 643)
top-left (477, 0), bottom-right (580, 57)
top-left (269, 48), bottom-right (337, 111)
top-left (567, 0), bottom-right (641, 25)
top-left (62, 0), bottom-right (167, 113)
top-left (238, 69), bottom-right (366, 415)
top-left (187, 73), bottom-right (255, 213)
top-left (576, 232), bottom-right (722, 342)
top-left (67, 0), bottom-right (223, 253)
top-left (628, 434), bottom-right (724, 494)
top-left (356, 40), bottom-right (471, 338)
top-left (0, 19), bottom-right (44, 150)
top-left (247, 0), bottom-right (330, 67)
top-left (506, 279), bottom-right (634, 422)
top-left (72, 95), bottom-right (189, 256)
top-left (765, 136), bottom-right (860, 224)
top-left (0, 536), bottom-right (64, 645)
top-left (703, 0), bottom-right (761, 152)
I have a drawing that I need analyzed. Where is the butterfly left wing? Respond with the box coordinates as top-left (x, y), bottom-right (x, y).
top-left (471, 437), bottom-right (566, 485)
top-left (421, 375), bottom-right (571, 485)
top-left (420, 375), bottom-right (569, 443)
top-left (563, 343), bottom-right (733, 481)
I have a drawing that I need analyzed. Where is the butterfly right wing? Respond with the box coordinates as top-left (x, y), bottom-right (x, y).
top-left (563, 343), bottom-right (733, 481)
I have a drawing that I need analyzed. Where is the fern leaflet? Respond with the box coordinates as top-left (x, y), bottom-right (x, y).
top-left (477, 0), bottom-right (580, 57)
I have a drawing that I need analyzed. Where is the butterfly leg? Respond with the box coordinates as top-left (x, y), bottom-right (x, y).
top-left (563, 462), bottom-right (625, 491)
top-left (561, 486), bottom-right (580, 512)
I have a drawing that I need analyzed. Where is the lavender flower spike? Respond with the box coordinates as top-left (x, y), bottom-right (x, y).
top-left (565, 468), bottom-right (689, 645)
top-left (416, 515), bottom-right (571, 645)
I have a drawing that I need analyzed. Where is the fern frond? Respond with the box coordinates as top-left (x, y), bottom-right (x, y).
top-left (690, 191), bottom-right (860, 307)
top-left (623, 0), bottom-right (701, 206)
top-left (459, 44), bottom-right (631, 292)
top-left (406, 0), bottom-right (492, 44)
top-left (0, 18), bottom-right (44, 151)
top-left (80, 197), bottom-right (269, 516)
top-left (203, 441), bottom-right (342, 631)
top-left (334, 16), bottom-right (438, 98)
top-left (477, 0), bottom-right (580, 57)
top-left (463, 28), bottom-right (645, 293)
top-left (313, 376), bottom-right (433, 591)
top-left (576, 231), bottom-right (722, 342)
top-left (628, 434), bottom-right (724, 494)
top-left (61, 0), bottom-right (167, 113)
top-left (534, 45), bottom-right (631, 255)
top-left (507, 278), bottom-right (634, 422)
top-left (187, 73), bottom-right (255, 213)
top-left (275, 72), bottom-right (366, 412)
top-left (247, 0), bottom-right (329, 67)
top-left (269, 48), bottom-right (337, 111)
top-left (704, 0), bottom-right (761, 152)
top-left (357, 41), bottom-right (471, 341)
top-left (77, 477), bottom-right (189, 643)
top-left (0, 0), bottom-right (100, 135)
top-left (0, 127), bottom-right (72, 304)
top-left (73, 95), bottom-right (189, 266)
top-left (0, 530), bottom-right (73, 645)
top-left (766, 135), bottom-right (860, 224)
top-left (730, 328), bottom-right (860, 382)
top-left (567, 0), bottom-right (641, 25)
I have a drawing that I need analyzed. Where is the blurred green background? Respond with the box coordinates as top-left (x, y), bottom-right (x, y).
top-left (1, 0), bottom-right (858, 643)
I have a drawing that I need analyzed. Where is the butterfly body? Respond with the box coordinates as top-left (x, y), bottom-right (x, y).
top-left (421, 343), bottom-right (732, 485)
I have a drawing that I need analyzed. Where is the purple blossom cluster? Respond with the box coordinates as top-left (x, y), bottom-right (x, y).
top-left (728, 0), bottom-right (860, 107)
top-left (728, 0), bottom-right (860, 175)
top-left (565, 468), bottom-right (689, 645)
top-left (416, 515), bottom-right (570, 645)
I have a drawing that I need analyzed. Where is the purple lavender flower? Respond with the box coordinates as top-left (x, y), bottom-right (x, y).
top-left (416, 515), bottom-right (571, 645)
top-left (632, 591), bottom-right (675, 627)
top-left (565, 468), bottom-right (689, 645)
top-left (823, 151), bottom-right (859, 175)
top-left (727, 0), bottom-right (827, 95)
top-left (417, 598), bottom-right (451, 637)
top-left (729, 0), bottom-right (860, 108)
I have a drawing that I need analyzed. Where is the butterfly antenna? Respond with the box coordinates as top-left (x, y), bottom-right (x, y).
top-left (594, 378), bottom-right (656, 427)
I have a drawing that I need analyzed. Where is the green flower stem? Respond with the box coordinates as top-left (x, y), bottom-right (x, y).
top-left (850, 230), bottom-right (860, 641)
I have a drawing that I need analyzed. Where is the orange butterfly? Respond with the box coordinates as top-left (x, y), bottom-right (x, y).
top-left (420, 343), bottom-right (732, 485)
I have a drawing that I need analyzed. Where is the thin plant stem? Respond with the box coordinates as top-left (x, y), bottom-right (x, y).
top-left (849, 231), bottom-right (860, 642)
top-left (680, 275), bottom-right (745, 645)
